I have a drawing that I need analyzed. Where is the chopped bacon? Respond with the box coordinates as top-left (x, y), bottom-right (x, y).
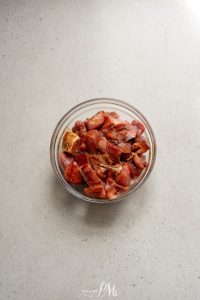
top-left (62, 130), bottom-right (81, 156)
top-left (106, 177), bottom-right (129, 193)
top-left (114, 121), bottom-right (130, 131)
top-left (89, 154), bottom-right (110, 180)
top-left (132, 154), bottom-right (146, 170)
top-left (129, 162), bottom-right (142, 178)
top-left (132, 120), bottom-right (145, 137)
top-left (101, 124), bottom-right (114, 136)
top-left (105, 124), bottom-right (137, 142)
top-left (103, 114), bottom-right (121, 127)
top-left (105, 129), bottom-right (119, 141)
top-left (132, 138), bottom-right (150, 154)
top-left (108, 111), bottom-right (120, 119)
top-left (115, 162), bottom-right (131, 186)
top-left (89, 154), bottom-right (111, 166)
top-left (61, 110), bottom-right (150, 199)
top-left (118, 142), bottom-right (132, 153)
top-left (97, 136), bottom-right (108, 153)
top-left (59, 152), bottom-right (73, 170)
top-left (80, 163), bottom-right (102, 186)
top-left (79, 142), bottom-right (87, 151)
top-left (75, 153), bottom-right (90, 166)
top-left (85, 111), bottom-right (105, 130)
top-left (73, 120), bottom-right (87, 137)
top-left (124, 125), bottom-right (137, 141)
top-left (107, 142), bottom-right (122, 163)
top-left (103, 113), bottom-right (130, 129)
top-left (84, 130), bottom-right (101, 154)
top-left (84, 185), bottom-right (106, 199)
top-left (105, 184), bottom-right (117, 199)
top-left (121, 153), bottom-right (133, 161)
top-left (64, 160), bottom-right (83, 184)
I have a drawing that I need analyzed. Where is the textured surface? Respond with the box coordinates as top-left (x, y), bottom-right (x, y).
top-left (1, 1), bottom-right (200, 299)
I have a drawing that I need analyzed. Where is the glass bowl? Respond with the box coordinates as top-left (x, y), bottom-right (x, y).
top-left (50, 98), bottom-right (156, 203)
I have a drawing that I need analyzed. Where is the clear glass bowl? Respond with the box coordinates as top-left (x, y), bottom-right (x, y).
top-left (50, 98), bottom-right (157, 203)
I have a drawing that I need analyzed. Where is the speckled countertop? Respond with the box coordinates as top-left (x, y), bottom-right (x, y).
top-left (1, 1), bottom-right (200, 299)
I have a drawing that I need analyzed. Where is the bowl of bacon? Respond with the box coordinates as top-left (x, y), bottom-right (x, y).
top-left (50, 98), bottom-right (156, 203)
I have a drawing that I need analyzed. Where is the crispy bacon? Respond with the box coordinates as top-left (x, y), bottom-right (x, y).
top-left (108, 111), bottom-right (120, 119)
top-left (115, 162), bottom-right (131, 186)
top-left (75, 153), bottom-right (90, 166)
top-left (105, 124), bottom-right (137, 142)
top-left (129, 162), bottom-right (142, 178)
top-left (84, 184), bottom-right (106, 199)
top-left (118, 142), bottom-right (132, 153)
top-left (59, 152), bottom-right (73, 170)
top-left (84, 130), bottom-right (101, 154)
top-left (105, 184), bottom-right (117, 199)
top-left (73, 120), bottom-right (87, 137)
top-left (107, 142), bottom-right (122, 164)
top-left (97, 136), bottom-right (108, 154)
top-left (62, 130), bottom-right (80, 155)
top-left (80, 163), bottom-right (102, 186)
top-left (106, 177), bottom-right (129, 193)
top-left (132, 138), bottom-right (149, 154)
top-left (61, 110), bottom-right (150, 199)
top-left (103, 113), bottom-right (126, 127)
top-left (114, 121), bottom-right (130, 131)
top-left (105, 129), bottom-right (119, 141)
top-left (132, 120), bottom-right (145, 137)
top-left (85, 111), bottom-right (105, 130)
top-left (132, 154), bottom-right (146, 170)
top-left (89, 154), bottom-right (110, 180)
top-left (64, 160), bottom-right (82, 184)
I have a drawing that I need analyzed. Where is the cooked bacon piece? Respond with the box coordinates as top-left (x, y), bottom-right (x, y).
top-left (64, 160), bottom-right (82, 184)
top-left (115, 162), bottom-right (131, 186)
top-left (75, 153), bottom-right (90, 166)
top-left (105, 129), bottom-right (119, 141)
top-left (114, 121), bottom-right (130, 131)
top-left (79, 142), bottom-right (87, 151)
top-left (121, 153), bottom-right (133, 161)
top-left (106, 177), bottom-right (129, 193)
top-left (132, 154), bottom-right (146, 170)
top-left (132, 120), bottom-right (145, 137)
top-left (132, 138), bottom-right (149, 154)
top-left (107, 142), bottom-right (122, 164)
top-left (80, 163), bottom-right (102, 186)
top-left (129, 162), bottom-right (142, 178)
top-left (125, 125), bottom-right (137, 141)
top-left (90, 154), bottom-right (111, 166)
top-left (73, 120), bottom-right (87, 137)
top-left (84, 130), bottom-right (101, 154)
top-left (89, 154), bottom-right (110, 181)
top-left (105, 184), bottom-right (117, 199)
top-left (59, 152), bottom-right (73, 170)
top-left (84, 184), bottom-right (106, 199)
top-left (105, 124), bottom-right (137, 142)
top-left (85, 111), bottom-right (105, 130)
top-left (101, 124), bottom-right (114, 136)
top-left (119, 124), bottom-right (137, 142)
top-left (97, 136), bottom-right (108, 153)
top-left (108, 111), bottom-right (120, 119)
top-left (62, 130), bottom-right (80, 155)
top-left (103, 114), bottom-right (124, 127)
top-left (118, 142), bottom-right (132, 153)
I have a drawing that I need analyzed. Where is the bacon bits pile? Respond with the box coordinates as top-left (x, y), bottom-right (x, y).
top-left (59, 111), bottom-right (149, 200)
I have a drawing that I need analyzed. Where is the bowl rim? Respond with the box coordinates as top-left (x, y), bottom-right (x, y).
top-left (50, 98), bottom-right (157, 203)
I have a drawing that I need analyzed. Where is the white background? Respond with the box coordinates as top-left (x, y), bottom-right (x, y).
top-left (0, 1), bottom-right (200, 299)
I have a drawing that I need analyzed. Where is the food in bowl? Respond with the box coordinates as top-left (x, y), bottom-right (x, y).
top-left (59, 110), bottom-right (149, 200)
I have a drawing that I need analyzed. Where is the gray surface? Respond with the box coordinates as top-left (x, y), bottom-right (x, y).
top-left (1, 1), bottom-right (200, 299)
